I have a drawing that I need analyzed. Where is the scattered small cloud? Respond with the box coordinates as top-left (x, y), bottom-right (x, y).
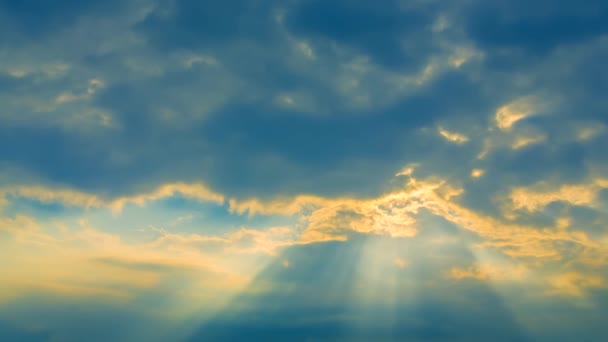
top-left (495, 97), bottom-right (543, 131)
top-left (438, 126), bottom-right (470, 144)
top-left (470, 168), bottom-right (485, 179)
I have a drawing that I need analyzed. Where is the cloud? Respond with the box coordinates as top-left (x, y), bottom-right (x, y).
top-left (438, 126), bottom-right (469, 144)
top-left (1, 186), bottom-right (105, 209)
top-left (0, 182), bottom-right (224, 214)
top-left (470, 168), bottom-right (485, 178)
top-left (495, 96), bottom-right (543, 131)
top-left (577, 124), bottom-right (606, 141)
top-left (511, 134), bottom-right (546, 150)
top-left (108, 183), bottom-right (225, 214)
top-left (0, 0), bottom-right (480, 201)
top-left (548, 272), bottom-right (606, 297)
top-left (0, 215), bottom-right (257, 309)
top-left (508, 179), bottom-right (608, 212)
top-left (149, 225), bottom-right (298, 256)
top-left (0, 0), bottom-right (123, 36)
top-left (4, 169), bottom-right (605, 308)
top-left (222, 173), bottom-right (608, 285)
top-left (463, 0), bottom-right (608, 63)
top-left (449, 264), bottom-right (528, 282)
top-left (284, 0), bottom-right (436, 71)
top-left (1, 0), bottom-right (608, 339)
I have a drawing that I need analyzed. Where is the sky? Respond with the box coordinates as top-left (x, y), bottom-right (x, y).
top-left (0, 0), bottom-right (607, 341)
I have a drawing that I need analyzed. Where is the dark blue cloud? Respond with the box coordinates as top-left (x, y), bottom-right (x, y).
top-left (284, 0), bottom-right (437, 71)
top-left (1, 0), bottom-right (604, 203)
top-left (0, 0), bottom-right (123, 38)
top-left (462, 0), bottom-right (608, 69)
top-left (94, 70), bottom-right (488, 198)
top-left (0, 127), bottom-right (84, 183)
top-left (138, 0), bottom-right (278, 49)
top-left (468, 1), bottom-right (608, 50)
top-left (0, 64), bottom-right (488, 198)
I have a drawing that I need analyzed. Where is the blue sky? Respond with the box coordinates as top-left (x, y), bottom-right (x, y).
top-left (1, 0), bottom-right (608, 340)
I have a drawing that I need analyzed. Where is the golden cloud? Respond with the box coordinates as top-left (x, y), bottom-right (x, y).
top-left (2, 171), bottom-right (607, 300)
top-left (508, 180), bottom-right (608, 212)
top-left (0, 182), bottom-right (225, 215)
top-left (438, 126), bottom-right (470, 144)
top-left (495, 96), bottom-right (542, 131)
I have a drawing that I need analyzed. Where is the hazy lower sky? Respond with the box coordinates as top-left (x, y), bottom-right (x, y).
top-left (1, 0), bottom-right (608, 341)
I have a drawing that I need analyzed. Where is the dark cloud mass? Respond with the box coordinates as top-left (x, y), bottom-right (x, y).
top-left (1, 0), bottom-right (604, 199)
top-left (285, 0), bottom-right (437, 70)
